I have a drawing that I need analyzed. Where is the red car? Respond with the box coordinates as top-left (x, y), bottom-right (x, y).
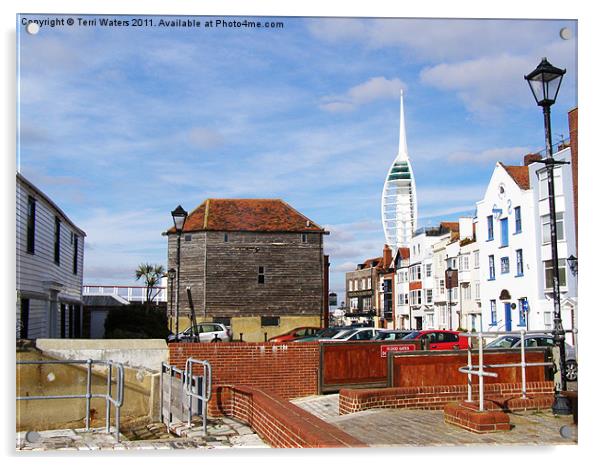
top-left (268, 327), bottom-right (322, 343)
top-left (401, 330), bottom-right (469, 350)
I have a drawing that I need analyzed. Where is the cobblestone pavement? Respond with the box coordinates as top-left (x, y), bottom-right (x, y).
top-left (16, 417), bottom-right (268, 451)
top-left (293, 394), bottom-right (577, 447)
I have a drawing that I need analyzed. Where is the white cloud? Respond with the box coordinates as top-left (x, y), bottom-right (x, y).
top-left (320, 77), bottom-right (405, 113)
top-left (448, 146), bottom-right (531, 164)
top-left (188, 127), bottom-right (224, 150)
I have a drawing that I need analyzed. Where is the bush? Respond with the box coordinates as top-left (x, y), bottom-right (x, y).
top-left (104, 304), bottom-right (169, 339)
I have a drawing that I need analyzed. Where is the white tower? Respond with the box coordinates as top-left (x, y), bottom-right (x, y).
top-left (381, 90), bottom-right (418, 249)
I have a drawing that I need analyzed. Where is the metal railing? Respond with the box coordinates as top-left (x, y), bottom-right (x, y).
top-left (458, 330), bottom-right (561, 412)
top-left (16, 359), bottom-right (125, 441)
top-left (160, 358), bottom-right (212, 436)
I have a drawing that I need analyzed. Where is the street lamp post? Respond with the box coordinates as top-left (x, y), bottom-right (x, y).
top-left (525, 57), bottom-right (571, 415)
top-left (446, 267), bottom-right (454, 330)
top-left (171, 205), bottom-right (188, 342)
top-left (167, 267), bottom-right (176, 334)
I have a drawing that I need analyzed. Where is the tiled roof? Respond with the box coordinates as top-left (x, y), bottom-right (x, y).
top-left (440, 221), bottom-right (459, 232)
top-left (397, 247), bottom-right (410, 259)
top-left (362, 256), bottom-right (384, 269)
top-left (500, 164), bottom-right (530, 190)
top-left (167, 199), bottom-right (327, 234)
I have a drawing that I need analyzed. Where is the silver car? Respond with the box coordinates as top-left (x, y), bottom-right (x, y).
top-left (327, 327), bottom-right (382, 341)
top-left (486, 333), bottom-right (577, 381)
top-left (168, 323), bottom-right (232, 342)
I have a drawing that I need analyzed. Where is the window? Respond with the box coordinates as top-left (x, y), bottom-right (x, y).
top-left (301, 233), bottom-right (307, 243)
top-left (488, 255), bottom-right (495, 280)
top-left (500, 218), bottom-right (508, 247)
top-left (473, 250), bottom-right (480, 269)
top-left (60, 304), bottom-right (66, 338)
top-left (425, 264), bottom-right (432, 277)
top-left (500, 257), bottom-right (510, 274)
top-left (426, 289), bottom-right (433, 304)
top-left (516, 249), bottom-right (524, 276)
top-left (224, 233), bottom-right (229, 242)
top-left (54, 216), bottom-right (61, 265)
top-left (538, 168), bottom-right (562, 200)
top-left (18, 298), bottom-right (29, 339)
top-left (366, 278), bottom-right (371, 290)
top-left (462, 284), bottom-right (471, 301)
top-left (490, 300), bottom-right (497, 325)
top-left (410, 290), bottom-right (422, 306)
top-left (544, 259), bottom-right (567, 289)
top-left (426, 314), bottom-right (434, 328)
top-left (184, 234), bottom-right (192, 241)
top-left (360, 279), bottom-right (364, 290)
top-left (514, 206), bottom-right (522, 233)
top-left (543, 312), bottom-right (552, 328)
top-left (26, 196), bottom-right (36, 254)
top-left (438, 279), bottom-right (445, 295)
top-left (518, 298), bottom-right (528, 327)
top-left (258, 266), bottom-right (265, 284)
top-left (542, 213), bottom-right (565, 243)
top-left (474, 281), bottom-right (480, 300)
top-left (213, 317), bottom-right (231, 326)
top-left (261, 316), bottom-right (280, 327)
top-left (460, 255), bottom-right (469, 271)
top-left (452, 288), bottom-right (458, 300)
top-left (487, 215), bottom-right (494, 240)
top-left (72, 236), bottom-right (79, 275)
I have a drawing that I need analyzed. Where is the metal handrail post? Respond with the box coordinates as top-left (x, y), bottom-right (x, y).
top-left (85, 359), bottom-right (92, 430)
top-left (168, 365), bottom-right (173, 424)
top-left (115, 363), bottom-right (123, 441)
top-left (520, 331), bottom-right (527, 399)
top-left (478, 333), bottom-right (484, 412)
top-left (467, 337), bottom-right (473, 403)
top-left (159, 364), bottom-right (164, 424)
top-left (106, 364), bottom-right (112, 433)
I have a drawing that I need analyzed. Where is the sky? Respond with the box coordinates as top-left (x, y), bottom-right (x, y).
top-left (16, 15), bottom-right (578, 299)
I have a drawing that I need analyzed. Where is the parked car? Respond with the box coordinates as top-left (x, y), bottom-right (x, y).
top-left (374, 330), bottom-right (413, 341)
top-left (293, 326), bottom-right (352, 342)
top-left (327, 327), bottom-right (382, 341)
top-left (167, 323), bottom-right (232, 342)
top-left (268, 326), bottom-right (321, 343)
top-left (485, 333), bottom-right (577, 381)
top-left (401, 330), bottom-right (470, 350)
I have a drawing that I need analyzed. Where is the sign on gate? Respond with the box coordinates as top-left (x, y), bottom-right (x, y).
top-left (380, 344), bottom-right (416, 357)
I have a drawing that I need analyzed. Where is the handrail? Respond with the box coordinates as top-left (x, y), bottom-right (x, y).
top-left (16, 359), bottom-right (124, 441)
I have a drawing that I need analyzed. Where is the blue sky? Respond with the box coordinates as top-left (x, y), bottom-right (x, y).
top-left (17, 15), bottom-right (577, 298)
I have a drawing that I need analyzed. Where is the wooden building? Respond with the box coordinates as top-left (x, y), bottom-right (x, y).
top-left (16, 173), bottom-right (86, 339)
top-left (165, 199), bottom-right (329, 342)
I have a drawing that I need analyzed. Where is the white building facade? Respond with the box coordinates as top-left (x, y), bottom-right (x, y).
top-left (16, 173), bottom-right (86, 339)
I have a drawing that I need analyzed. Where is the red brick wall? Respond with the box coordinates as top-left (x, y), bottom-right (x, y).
top-left (391, 350), bottom-right (549, 387)
top-left (339, 382), bottom-right (554, 414)
top-left (210, 384), bottom-right (367, 448)
top-left (169, 342), bottom-right (320, 399)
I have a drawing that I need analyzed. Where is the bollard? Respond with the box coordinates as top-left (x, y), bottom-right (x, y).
top-left (239, 333), bottom-right (243, 342)
top-left (264, 332), bottom-right (268, 342)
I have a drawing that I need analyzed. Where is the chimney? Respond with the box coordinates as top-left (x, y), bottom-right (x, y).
top-left (383, 244), bottom-right (392, 269)
top-left (523, 153), bottom-right (542, 166)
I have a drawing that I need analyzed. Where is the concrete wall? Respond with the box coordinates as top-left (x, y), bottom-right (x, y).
top-left (35, 338), bottom-right (168, 372)
top-left (16, 348), bottom-right (160, 432)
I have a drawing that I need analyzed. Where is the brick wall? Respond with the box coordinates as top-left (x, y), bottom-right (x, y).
top-left (210, 384), bottom-right (367, 448)
top-left (169, 342), bottom-right (320, 399)
top-left (339, 382), bottom-right (554, 414)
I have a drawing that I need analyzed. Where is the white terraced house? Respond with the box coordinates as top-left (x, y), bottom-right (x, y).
top-left (16, 173), bottom-right (86, 339)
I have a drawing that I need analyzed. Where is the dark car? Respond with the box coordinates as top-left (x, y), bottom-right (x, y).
top-left (402, 330), bottom-right (470, 350)
top-left (486, 333), bottom-right (577, 381)
top-left (374, 330), bottom-right (413, 341)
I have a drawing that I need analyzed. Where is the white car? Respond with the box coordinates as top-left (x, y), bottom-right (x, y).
top-left (168, 323), bottom-right (232, 342)
top-left (327, 327), bottom-right (382, 341)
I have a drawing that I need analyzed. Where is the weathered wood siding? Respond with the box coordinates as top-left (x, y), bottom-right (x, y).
top-left (16, 176), bottom-right (84, 338)
top-left (168, 230), bottom-right (324, 318)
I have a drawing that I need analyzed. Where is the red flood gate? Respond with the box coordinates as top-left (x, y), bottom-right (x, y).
top-left (319, 340), bottom-right (422, 393)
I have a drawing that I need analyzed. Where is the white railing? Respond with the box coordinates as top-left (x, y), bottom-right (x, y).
top-left (83, 285), bottom-right (167, 303)
top-left (458, 330), bottom-right (577, 412)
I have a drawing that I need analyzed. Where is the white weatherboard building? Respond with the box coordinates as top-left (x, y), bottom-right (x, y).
top-left (382, 90), bottom-right (418, 249)
top-left (16, 173), bottom-right (86, 339)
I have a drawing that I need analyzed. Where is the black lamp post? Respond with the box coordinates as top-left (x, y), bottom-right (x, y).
top-left (445, 267), bottom-right (454, 330)
top-left (167, 267), bottom-right (176, 333)
top-left (171, 205), bottom-right (188, 342)
top-left (525, 57), bottom-right (571, 415)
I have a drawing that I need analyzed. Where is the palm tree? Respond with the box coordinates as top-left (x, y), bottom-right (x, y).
top-left (135, 263), bottom-right (166, 308)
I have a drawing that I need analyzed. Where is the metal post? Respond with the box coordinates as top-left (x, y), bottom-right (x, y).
top-left (520, 331), bottom-right (527, 399)
top-left (106, 364), bottom-right (112, 433)
top-left (168, 366), bottom-right (173, 424)
top-left (115, 365), bottom-right (123, 442)
top-left (159, 364), bottom-right (164, 424)
top-left (478, 334), bottom-right (484, 412)
top-left (467, 336), bottom-right (473, 403)
top-left (542, 105), bottom-right (571, 415)
top-left (202, 364), bottom-right (207, 435)
top-left (175, 232), bottom-right (182, 341)
top-left (85, 359), bottom-right (92, 430)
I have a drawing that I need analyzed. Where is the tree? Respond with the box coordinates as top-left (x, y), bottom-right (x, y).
top-left (135, 263), bottom-right (166, 308)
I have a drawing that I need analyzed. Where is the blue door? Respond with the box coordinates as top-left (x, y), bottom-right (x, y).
top-left (504, 303), bottom-right (512, 331)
